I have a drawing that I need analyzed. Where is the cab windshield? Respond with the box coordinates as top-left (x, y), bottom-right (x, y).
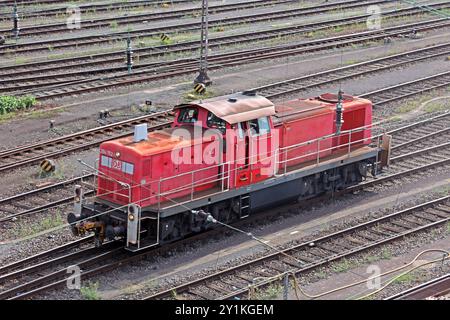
top-left (178, 107), bottom-right (198, 123)
top-left (207, 112), bottom-right (226, 134)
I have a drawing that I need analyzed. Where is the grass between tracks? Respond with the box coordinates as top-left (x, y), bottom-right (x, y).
top-left (0, 107), bottom-right (64, 123)
top-left (252, 283), bottom-right (283, 300)
top-left (12, 211), bottom-right (66, 239)
top-left (80, 281), bottom-right (101, 300)
top-left (396, 91), bottom-right (450, 114)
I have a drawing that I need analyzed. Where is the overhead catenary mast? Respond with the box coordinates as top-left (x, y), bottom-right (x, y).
top-left (12, 1), bottom-right (20, 39)
top-left (126, 35), bottom-right (133, 74)
top-left (194, 0), bottom-right (212, 86)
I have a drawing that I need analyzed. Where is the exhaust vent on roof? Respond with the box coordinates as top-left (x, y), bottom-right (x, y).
top-left (228, 98), bottom-right (237, 103)
top-left (133, 124), bottom-right (148, 142)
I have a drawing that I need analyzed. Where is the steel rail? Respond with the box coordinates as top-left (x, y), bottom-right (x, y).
top-left (360, 72), bottom-right (450, 105)
top-left (1, 54), bottom-right (448, 175)
top-left (3, 144), bottom-right (448, 299)
top-left (0, 247), bottom-right (124, 300)
top-left (0, 0), bottom-right (192, 6)
top-left (2, 113), bottom-right (447, 223)
top-left (0, 236), bottom-right (92, 277)
top-left (385, 274), bottom-right (450, 300)
top-left (0, 241), bottom-right (119, 283)
top-left (0, 174), bottom-right (95, 223)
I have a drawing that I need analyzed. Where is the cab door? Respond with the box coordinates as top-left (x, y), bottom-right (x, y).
top-left (248, 116), bottom-right (273, 184)
top-left (234, 122), bottom-right (251, 187)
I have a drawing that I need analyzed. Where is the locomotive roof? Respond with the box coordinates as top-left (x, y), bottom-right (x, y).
top-left (102, 126), bottom-right (221, 156)
top-left (273, 93), bottom-right (370, 125)
top-left (174, 92), bottom-right (275, 124)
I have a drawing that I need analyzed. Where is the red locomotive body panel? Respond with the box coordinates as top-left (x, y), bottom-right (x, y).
top-left (97, 143), bottom-right (139, 205)
top-left (274, 99), bottom-right (335, 168)
top-left (95, 93), bottom-right (372, 210)
top-left (97, 127), bottom-right (222, 207)
top-left (273, 94), bottom-right (372, 170)
top-left (331, 94), bottom-right (372, 148)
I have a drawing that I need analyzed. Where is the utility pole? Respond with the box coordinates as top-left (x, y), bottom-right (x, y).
top-left (126, 36), bottom-right (133, 74)
top-left (194, 0), bottom-right (212, 86)
top-left (12, 2), bottom-right (20, 39)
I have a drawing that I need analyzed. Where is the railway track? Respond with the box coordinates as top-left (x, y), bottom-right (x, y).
top-left (387, 113), bottom-right (450, 157)
top-left (0, 241), bottom-right (125, 300)
top-left (0, 0), bottom-right (201, 19)
top-left (0, 52), bottom-right (449, 175)
top-left (4, 23), bottom-right (450, 97)
top-left (251, 42), bottom-right (450, 100)
top-left (1, 74), bottom-right (448, 231)
top-left (344, 113), bottom-right (450, 193)
top-left (0, 0), bottom-right (195, 7)
top-left (7, 18), bottom-right (450, 99)
top-left (0, 0), bottom-right (398, 40)
top-left (0, 220), bottom-right (241, 300)
top-left (0, 0), bottom-right (297, 33)
top-left (0, 236), bottom-right (93, 279)
top-left (0, 110), bottom-right (173, 174)
top-left (385, 274), bottom-right (450, 300)
top-left (2, 111), bottom-right (448, 227)
top-left (360, 72), bottom-right (450, 106)
top-left (1, 113), bottom-right (448, 299)
top-left (0, 174), bottom-right (95, 223)
top-left (3, 180), bottom-right (449, 300)
top-left (2, 1), bottom-right (442, 80)
top-left (1, 0), bottom-right (444, 55)
top-left (143, 195), bottom-right (450, 300)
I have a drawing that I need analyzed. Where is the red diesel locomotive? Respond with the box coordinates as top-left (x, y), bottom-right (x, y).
top-left (69, 91), bottom-right (391, 250)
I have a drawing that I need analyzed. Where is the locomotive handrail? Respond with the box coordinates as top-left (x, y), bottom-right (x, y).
top-left (92, 123), bottom-right (384, 209)
top-left (275, 124), bottom-right (384, 176)
top-left (279, 123), bottom-right (376, 153)
top-left (279, 136), bottom-right (379, 165)
top-left (158, 161), bottom-right (228, 183)
top-left (156, 162), bottom-right (231, 209)
top-left (158, 170), bottom-right (229, 196)
top-left (282, 134), bottom-right (374, 163)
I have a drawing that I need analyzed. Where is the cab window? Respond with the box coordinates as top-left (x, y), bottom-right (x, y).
top-left (178, 107), bottom-right (198, 123)
top-left (237, 122), bottom-right (245, 139)
top-left (207, 111), bottom-right (226, 133)
top-left (249, 117), bottom-right (270, 136)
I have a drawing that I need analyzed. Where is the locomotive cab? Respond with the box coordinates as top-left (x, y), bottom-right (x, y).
top-left (173, 92), bottom-right (277, 187)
